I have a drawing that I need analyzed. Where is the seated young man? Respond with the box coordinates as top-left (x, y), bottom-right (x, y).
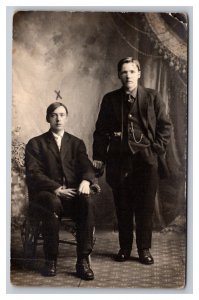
top-left (25, 102), bottom-right (96, 280)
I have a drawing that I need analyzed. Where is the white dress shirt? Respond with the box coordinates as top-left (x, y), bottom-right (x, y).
top-left (52, 130), bottom-right (64, 151)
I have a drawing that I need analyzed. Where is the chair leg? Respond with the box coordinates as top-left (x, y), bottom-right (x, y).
top-left (21, 218), bottom-right (40, 260)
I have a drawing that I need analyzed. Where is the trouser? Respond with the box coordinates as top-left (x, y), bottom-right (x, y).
top-left (29, 192), bottom-right (95, 261)
top-left (112, 158), bottom-right (158, 251)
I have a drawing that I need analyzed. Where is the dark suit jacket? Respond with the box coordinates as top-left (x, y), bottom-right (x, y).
top-left (93, 85), bottom-right (172, 187)
top-left (25, 130), bottom-right (95, 197)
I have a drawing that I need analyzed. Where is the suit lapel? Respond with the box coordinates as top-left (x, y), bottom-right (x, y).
top-left (137, 85), bottom-right (148, 130)
top-left (113, 86), bottom-right (149, 130)
top-left (46, 130), bottom-right (60, 157)
top-left (47, 130), bottom-right (70, 163)
top-left (112, 88), bottom-right (124, 122)
top-left (60, 132), bottom-right (70, 161)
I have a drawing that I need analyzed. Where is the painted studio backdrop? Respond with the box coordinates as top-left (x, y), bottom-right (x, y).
top-left (12, 11), bottom-right (188, 231)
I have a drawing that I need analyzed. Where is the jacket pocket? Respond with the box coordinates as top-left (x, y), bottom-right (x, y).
top-left (140, 147), bottom-right (158, 165)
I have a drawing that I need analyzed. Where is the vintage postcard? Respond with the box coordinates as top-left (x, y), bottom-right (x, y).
top-left (10, 9), bottom-right (188, 290)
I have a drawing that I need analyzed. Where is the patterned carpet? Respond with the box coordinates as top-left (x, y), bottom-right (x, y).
top-left (10, 229), bottom-right (186, 289)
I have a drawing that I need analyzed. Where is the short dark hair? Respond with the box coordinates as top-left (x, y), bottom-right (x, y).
top-left (46, 102), bottom-right (68, 122)
top-left (117, 57), bottom-right (141, 74)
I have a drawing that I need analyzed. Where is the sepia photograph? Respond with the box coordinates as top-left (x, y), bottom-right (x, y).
top-left (10, 9), bottom-right (188, 290)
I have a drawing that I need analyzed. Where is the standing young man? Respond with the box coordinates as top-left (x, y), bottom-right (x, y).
top-left (25, 102), bottom-right (95, 280)
top-left (93, 57), bottom-right (171, 264)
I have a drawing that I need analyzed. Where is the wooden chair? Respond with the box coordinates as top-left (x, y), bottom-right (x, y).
top-left (12, 140), bottom-right (100, 259)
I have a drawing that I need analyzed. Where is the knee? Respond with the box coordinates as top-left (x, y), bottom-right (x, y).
top-left (36, 191), bottom-right (62, 214)
top-left (78, 194), bottom-right (94, 209)
top-left (37, 191), bottom-right (54, 199)
top-left (37, 191), bottom-right (56, 204)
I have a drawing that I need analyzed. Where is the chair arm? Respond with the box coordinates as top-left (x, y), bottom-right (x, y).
top-left (90, 183), bottom-right (101, 194)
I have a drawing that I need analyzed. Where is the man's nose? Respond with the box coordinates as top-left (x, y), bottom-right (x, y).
top-left (126, 72), bottom-right (131, 78)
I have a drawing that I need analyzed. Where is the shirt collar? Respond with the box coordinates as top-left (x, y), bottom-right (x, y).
top-left (52, 130), bottom-right (65, 139)
top-left (125, 87), bottom-right (138, 98)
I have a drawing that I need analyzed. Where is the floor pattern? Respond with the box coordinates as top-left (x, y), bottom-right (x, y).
top-left (10, 230), bottom-right (186, 289)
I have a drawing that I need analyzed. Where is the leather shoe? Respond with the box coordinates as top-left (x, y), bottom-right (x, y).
top-left (115, 249), bottom-right (131, 262)
top-left (138, 249), bottom-right (154, 265)
top-left (76, 257), bottom-right (94, 280)
top-left (41, 260), bottom-right (57, 276)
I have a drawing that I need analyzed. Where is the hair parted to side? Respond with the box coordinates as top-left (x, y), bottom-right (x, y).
top-left (117, 57), bottom-right (141, 75)
top-left (46, 102), bottom-right (68, 123)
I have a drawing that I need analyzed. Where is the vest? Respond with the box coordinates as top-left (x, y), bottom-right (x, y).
top-left (122, 94), bottom-right (150, 155)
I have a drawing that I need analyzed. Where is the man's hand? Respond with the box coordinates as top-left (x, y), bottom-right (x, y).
top-left (93, 160), bottom-right (104, 169)
top-left (78, 180), bottom-right (90, 195)
top-left (54, 187), bottom-right (77, 199)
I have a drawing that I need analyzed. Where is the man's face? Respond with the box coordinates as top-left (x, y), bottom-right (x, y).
top-left (119, 62), bottom-right (141, 91)
top-left (48, 106), bottom-right (68, 133)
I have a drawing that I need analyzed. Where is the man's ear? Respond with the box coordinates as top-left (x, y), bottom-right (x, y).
top-left (138, 71), bottom-right (141, 79)
top-left (46, 115), bottom-right (50, 123)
